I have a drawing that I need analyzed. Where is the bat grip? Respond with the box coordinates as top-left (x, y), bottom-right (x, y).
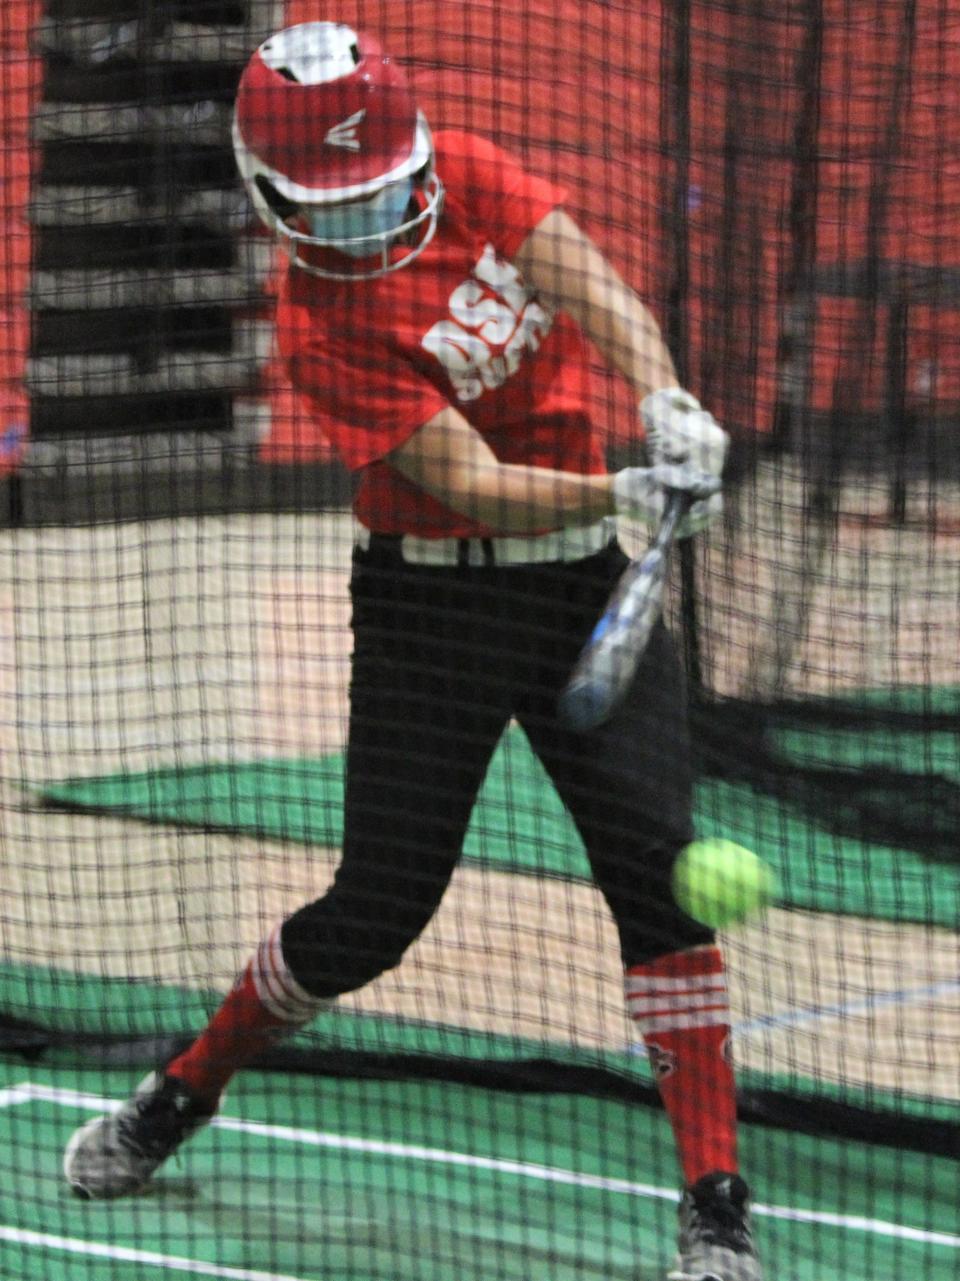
top-left (655, 487), bottom-right (691, 545)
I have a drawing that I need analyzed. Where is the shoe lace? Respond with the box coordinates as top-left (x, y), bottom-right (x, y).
top-left (687, 1191), bottom-right (754, 1254)
top-left (116, 1085), bottom-right (200, 1161)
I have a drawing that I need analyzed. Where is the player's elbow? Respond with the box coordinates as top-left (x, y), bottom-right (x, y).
top-left (394, 452), bottom-right (504, 522)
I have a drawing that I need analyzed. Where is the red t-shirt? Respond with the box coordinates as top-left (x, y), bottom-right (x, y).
top-left (274, 130), bottom-right (606, 537)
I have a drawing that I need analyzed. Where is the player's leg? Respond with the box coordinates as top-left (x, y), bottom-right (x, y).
top-left (64, 548), bottom-right (513, 1198)
top-left (62, 910), bottom-right (334, 1200)
top-left (517, 562), bottom-right (761, 1281)
top-left (273, 544), bottom-right (518, 998)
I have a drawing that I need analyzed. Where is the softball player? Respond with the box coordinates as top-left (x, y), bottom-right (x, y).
top-left (64, 22), bottom-right (762, 1281)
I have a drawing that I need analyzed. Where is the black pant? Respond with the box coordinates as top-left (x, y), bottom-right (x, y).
top-left (282, 539), bottom-right (711, 997)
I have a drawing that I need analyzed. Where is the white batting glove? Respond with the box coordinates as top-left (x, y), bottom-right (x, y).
top-left (612, 463), bottom-right (722, 538)
top-left (641, 387), bottom-right (729, 480)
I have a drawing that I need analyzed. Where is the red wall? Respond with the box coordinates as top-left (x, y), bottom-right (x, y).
top-left (5, 3), bottom-right (957, 469)
top-left (0, 0), bottom-right (41, 475)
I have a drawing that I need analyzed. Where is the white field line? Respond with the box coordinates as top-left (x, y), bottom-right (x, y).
top-left (625, 976), bottom-right (960, 1054)
top-left (733, 978), bottom-right (960, 1038)
top-left (0, 1083), bottom-right (957, 1253)
top-left (0, 1226), bottom-right (312, 1281)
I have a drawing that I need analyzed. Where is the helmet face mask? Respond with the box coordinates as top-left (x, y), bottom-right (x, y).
top-left (233, 21), bottom-right (444, 279)
top-left (300, 177), bottom-right (416, 256)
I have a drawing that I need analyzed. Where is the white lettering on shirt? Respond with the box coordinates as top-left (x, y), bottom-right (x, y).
top-left (421, 243), bottom-right (554, 402)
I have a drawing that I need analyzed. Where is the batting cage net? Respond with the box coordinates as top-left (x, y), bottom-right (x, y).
top-left (1, 1), bottom-right (958, 1279)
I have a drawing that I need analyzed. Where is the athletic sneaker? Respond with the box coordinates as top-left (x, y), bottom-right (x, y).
top-left (667, 1171), bottom-right (762, 1281)
top-left (63, 1072), bottom-right (215, 1199)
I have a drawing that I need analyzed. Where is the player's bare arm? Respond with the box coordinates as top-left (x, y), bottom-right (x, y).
top-left (389, 406), bottom-right (719, 535)
top-left (513, 208), bottom-right (679, 398)
top-left (515, 208), bottom-right (730, 511)
top-left (389, 406), bottom-right (616, 532)
top-left (390, 212), bottom-right (726, 537)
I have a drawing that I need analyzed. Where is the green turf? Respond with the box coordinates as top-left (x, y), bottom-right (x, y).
top-left (0, 1060), bottom-right (956, 1281)
top-left (41, 722), bottom-right (960, 928)
top-left (3, 959), bottom-right (957, 1130)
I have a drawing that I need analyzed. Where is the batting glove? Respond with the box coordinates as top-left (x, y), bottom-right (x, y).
top-left (641, 387), bottom-right (729, 480)
top-left (612, 463), bottom-right (722, 538)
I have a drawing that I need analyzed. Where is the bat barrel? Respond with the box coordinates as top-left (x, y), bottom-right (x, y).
top-left (557, 576), bottom-right (665, 731)
top-left (556, 491), bottom-right (689, 732)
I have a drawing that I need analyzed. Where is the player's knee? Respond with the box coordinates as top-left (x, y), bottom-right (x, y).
top-left (609, 853), bottom-right (715, 967)
top-left (279, 900), bottom-right (423, 998)
top-left (620, 914), bottom-right (715, 969)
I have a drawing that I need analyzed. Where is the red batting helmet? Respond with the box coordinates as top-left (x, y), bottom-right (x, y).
top-left (232, 22), bottom-right (443, 278)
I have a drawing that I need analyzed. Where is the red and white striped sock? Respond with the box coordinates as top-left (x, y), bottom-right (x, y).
top-left (167, 924), bottom-right (329, 1109)
top-left (625, 944), bottom-right (738, 1186)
